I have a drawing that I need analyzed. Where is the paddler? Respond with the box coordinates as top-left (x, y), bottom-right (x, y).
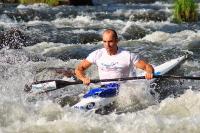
top-left (75, 29), bottom-right (154, 85)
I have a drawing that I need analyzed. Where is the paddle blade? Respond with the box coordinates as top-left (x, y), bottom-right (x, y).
top-left (24, 80), bottom-right (83, 94)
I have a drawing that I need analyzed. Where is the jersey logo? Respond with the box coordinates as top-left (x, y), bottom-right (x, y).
top-left (100, 62), bottom-right (124, 71)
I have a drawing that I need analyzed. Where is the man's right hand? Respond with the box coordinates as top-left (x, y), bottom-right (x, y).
top-left (82, 77), bottom-right (91, 85)
top-left (75, 59), bottom-right (92, 86)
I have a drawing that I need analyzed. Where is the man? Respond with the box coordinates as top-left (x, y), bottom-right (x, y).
top-left (75, 29), bottom-right (154, 85)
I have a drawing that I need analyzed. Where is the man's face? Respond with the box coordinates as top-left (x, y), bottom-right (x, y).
top-left (102, 32), bottom-right (118, 55)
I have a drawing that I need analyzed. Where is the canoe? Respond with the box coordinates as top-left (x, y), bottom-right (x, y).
top-left (72, 55), bottom-right (187, 112)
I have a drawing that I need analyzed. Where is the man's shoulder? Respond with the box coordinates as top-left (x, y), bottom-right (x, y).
top-left (86, 48), bottom-right (106, 63)
top-left (88, 48), bottom-right (105, 58)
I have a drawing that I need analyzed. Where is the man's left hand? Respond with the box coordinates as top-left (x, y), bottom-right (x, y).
top-left (145, 72), bottom-right (154, 80)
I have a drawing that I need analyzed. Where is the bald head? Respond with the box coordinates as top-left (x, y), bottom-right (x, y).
top-left (102, 29), bottom-right (118, 40)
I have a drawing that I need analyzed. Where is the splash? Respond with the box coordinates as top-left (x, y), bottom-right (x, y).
top-left (116, 81), bottom-right (157, 113)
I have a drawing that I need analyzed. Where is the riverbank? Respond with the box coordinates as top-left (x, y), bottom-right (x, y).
top-left (1, 0), bottom-right (158, 6)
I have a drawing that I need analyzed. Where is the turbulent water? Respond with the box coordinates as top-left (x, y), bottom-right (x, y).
top-left (0, 1), bottom-right (200, 133)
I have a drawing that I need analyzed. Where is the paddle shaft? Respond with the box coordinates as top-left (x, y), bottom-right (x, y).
top-left (154, 75), bottom-right (200, 80)
top-left (33, 76), bottom-right (147, 86)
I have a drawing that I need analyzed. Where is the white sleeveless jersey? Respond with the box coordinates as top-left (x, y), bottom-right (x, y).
top-left (86, 48), bottom-right (140, 81)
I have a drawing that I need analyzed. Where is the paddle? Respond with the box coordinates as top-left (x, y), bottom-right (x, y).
top-left (25, 75), bottom-right (200, 94)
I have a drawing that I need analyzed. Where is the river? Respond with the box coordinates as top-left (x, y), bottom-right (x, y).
top-left (0, 1), bottom-right (200, 133)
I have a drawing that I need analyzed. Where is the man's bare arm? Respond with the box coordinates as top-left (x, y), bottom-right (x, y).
top-left (75, 59), bottom-right (92, 85)
top-left (135, 60), bottom-right (154, 80)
